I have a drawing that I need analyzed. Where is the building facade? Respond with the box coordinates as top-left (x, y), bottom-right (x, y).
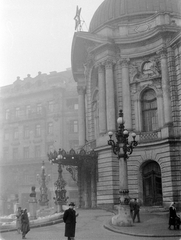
top-left (71, 0), bottom-right (181, 209)
top-left (0, 69), bottom-right (79, 214)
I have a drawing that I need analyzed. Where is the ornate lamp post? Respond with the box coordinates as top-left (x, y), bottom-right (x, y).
top-left (47, 149), bottom-right (69, 212)
top-left (108, 109), bottom-right (138, 227)
top-left (36, 161), bottom-right (50, 207)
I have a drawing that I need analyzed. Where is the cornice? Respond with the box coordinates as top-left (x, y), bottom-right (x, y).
top-left (114, 25), bottom-right (180, 45)
top-left (74, 31), bottom-right (112, 45)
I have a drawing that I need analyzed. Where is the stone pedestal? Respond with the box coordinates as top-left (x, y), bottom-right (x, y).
top-left (112, 205), bottom-right (133, 227)
top-left (29, 197), bottom-right (37, 220)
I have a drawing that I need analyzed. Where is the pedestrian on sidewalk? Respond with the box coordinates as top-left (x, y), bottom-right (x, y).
top-left (129, 198), bottom-right (136, 220)
top-left (63, 202), bottom-right (79, 240)
top-left (168, 202), bottom-right (180, 230)
top-left (133, 198), bottom-right (141, 223)
top-left (16, 206), bottom-right (22, 234)
top-left (21, 209), bottom-right (30, 239)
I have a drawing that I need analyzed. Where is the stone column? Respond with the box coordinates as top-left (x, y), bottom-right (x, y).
top-left (77, 165), bottom-right (82, 208)
top-left (120, 59), bottom-right (132, 130)
top-left (77, 86), bottom-right (86, 146)
top-left (105, 59), bottom-right (116, 132)
top-left (159, 48), bottom-right (172, 124)
top-left (91, 165), bottom-right (97, 208)
top-left (119, 157), bottom-right (128, 202)
top-left (84, 170), bottom-right (88, 208)
top-left (98, 63), bottom-right (107, 133)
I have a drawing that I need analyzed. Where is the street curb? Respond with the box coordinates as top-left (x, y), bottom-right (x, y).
top-left (104, 220), bottom-right (181, 238)
top-left (0, 218), bottom-right (63, 233)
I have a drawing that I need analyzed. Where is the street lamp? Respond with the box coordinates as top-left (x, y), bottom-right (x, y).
top-left (47, 149), bottom-right (68, 212)
top-left (108, 109), bottom-right (138, 159)
top-left (108, 109), bottom-right (138, 227)
top-left (36, 161), bottom-right (50, 207)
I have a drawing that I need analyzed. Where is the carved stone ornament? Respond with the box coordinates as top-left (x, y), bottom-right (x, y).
top-left (118, 58), bottom-right (130, 68)
top-left (130, 57), bottom-right (161, 83)
top-left (105, 58), bottom-right (116, 69)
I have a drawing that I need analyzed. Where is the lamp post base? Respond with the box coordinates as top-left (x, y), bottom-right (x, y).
top-left (112, 205), bottom-right (133, 227)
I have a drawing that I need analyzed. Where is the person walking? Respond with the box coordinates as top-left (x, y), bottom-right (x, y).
top-left (129, 198), bottom-right (136, 220)
top-left (133, 198), bottom-right (141, 223)
top-left (21, 209), bottom-right (30, 239)
top-left (16, 206), bottom-right (22, 234)
top-left (63, 202), bottom-right (79, 240)
top-left (168, 202), bottom-right (180, 229)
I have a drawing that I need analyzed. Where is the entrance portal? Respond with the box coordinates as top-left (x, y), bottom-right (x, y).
top-left (143, 161), bottom-right (162, 206)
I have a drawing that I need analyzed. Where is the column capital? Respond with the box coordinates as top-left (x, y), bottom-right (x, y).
top-left (95, 62), bottom-right (105, 72)
top-left (77, 86), bottom-right (86, 95)
top-left (105, 58), bottom-right (116, 69)
top-left (157, 47), bottom-right (167, 59)
top-left (118, 58), bottom-right (130, 68)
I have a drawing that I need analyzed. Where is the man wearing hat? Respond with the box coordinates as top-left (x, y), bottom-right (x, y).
top-left (63, 202), bottom-right (79, 240)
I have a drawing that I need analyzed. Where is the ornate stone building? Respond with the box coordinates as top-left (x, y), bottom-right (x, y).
top-left (71, 0), bottom-right (181, 209)
top-left (0, 69), bottom-right (79, 214)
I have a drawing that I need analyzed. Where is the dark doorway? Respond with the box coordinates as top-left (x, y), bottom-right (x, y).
top-left (143, 161), bottom-right (162, 206)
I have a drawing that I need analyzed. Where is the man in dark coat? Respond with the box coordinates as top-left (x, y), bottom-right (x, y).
top-left (129, 198), bottom-right (136, 220)
top-left (63, 202), bottom-right (79, 240)
top-left (168, 202), bottom-right (180, 229)
top-left (133, 198), bottom-right (141, 223)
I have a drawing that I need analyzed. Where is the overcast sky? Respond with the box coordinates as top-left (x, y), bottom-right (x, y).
top-left (0, 0), bottom-right (103, 87)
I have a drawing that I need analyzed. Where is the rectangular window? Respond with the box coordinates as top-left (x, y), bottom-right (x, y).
top-left (47, 122), bottom-right (53, 134)
top-left (69, 120), bottom-right (78, 133)
top-left (13, 148), bottom-right (18, 160)
top-left (15, 107), bottom-right (20, 118)
top-left (24, 126), bottom-right (30, 138)
top-left (74, 103), bottom-right (78, 110)
top-left (26, 105), bottom-right (31, 117)
top-left (35, 145), bottom-right (41, 158)
top-left (4, 130), bottom-right (9, 141)
top-left (23, 147), bottom-right (29, 159)
top-left (5, 109), bottom-right (10, 120)
top-left (3, 148), bottom-right (9, 160)
top-left (35, 124), bottom-right (41, 137)
top-left (37, 104), bottom-right (42, 114)
top-left (13, 128), bottom-right (19, 139)
top-left (48, 101), bottom-right (54, 112)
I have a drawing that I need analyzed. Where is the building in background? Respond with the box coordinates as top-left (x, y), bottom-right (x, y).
top-left (0, 69), bottom-right (79, 214)
top-left (71, 0), bottom-right (181, 209)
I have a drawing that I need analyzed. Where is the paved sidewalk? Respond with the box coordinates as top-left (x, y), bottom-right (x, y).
top-left (1, 208), bottom-right (181, 238)
top-left (104, 209), bottom-right (181, 238)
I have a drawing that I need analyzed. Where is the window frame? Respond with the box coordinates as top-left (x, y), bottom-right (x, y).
top-left (141, 89), bottom-right (158, 132)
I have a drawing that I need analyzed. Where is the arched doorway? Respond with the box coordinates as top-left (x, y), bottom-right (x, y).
top-left (142, 161), bottom-right (162, 206)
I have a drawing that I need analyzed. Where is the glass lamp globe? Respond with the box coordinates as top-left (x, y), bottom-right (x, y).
top-left (131, 132), bottom-right (136, 138)
top-left (117, 117), bottom-right (124, 124)
top-left (108, 131), bottom-right (113, 137)
top-left (123, 129), bottom-right (129, 135)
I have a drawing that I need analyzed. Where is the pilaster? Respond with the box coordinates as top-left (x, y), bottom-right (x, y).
top-left (105, 59), bottom-right (116, 132)
top-left (97, 63), bottom-right (107, 134)
top-left (158, 47), bottom-right (172, 125)
top-left (119, 58), bottom-right (132, 130)
top-left (77, 86), bottom-right (86, 147)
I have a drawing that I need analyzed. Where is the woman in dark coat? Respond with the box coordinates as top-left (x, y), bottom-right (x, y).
top-left (21, 209), bottom-right (30, 239)
top-left (63, 202), bottom-right (79, 240)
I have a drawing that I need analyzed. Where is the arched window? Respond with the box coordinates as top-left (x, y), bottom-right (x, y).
top-left (141, 89), bottom-right (158, 132)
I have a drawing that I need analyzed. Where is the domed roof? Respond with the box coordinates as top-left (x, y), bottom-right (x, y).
top-left (89, 0), bottom-right (181, 32)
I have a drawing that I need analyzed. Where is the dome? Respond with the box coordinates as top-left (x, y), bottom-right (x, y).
top-left (89, 0), bottom-right (181, 32)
